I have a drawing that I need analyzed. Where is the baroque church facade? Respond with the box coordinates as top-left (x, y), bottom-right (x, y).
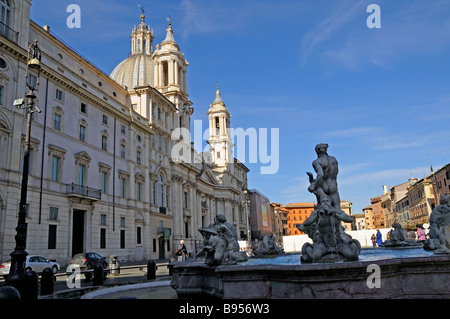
top-left (0, 1), bottom-right (249, 265)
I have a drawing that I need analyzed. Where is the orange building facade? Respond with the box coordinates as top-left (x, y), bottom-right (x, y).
top-left (282, 202), bottom-right (316, 235)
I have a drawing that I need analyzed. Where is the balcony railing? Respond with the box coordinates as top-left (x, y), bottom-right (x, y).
top-left (0, 21), bottom-right (18, 44)
top-left (66, 183), bottom-right (101, 200)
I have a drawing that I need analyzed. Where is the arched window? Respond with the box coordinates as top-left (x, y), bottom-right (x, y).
top-left (0, 0), bottom-right (11, 26)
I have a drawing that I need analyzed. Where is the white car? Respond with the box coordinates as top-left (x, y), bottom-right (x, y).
top-left (0, 255), bottom-right (60, 279)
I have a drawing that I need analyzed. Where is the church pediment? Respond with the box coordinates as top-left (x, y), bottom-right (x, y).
top-left (197, 165), bottom-right (218, 185)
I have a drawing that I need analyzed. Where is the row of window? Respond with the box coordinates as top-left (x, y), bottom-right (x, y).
top-left (49, 153), bottom-right (170, 206)
top-left (23, 144), bottom-right (172, 209)
top-left (48, 225), bottom-right (162, 251)
top-left (288, 209), bottom-right (313, 214)
top-left (50, 210), bottom-right (170, 253)
top-left (289, 215), bottom-right (305, 221)
top-left (46, 207), bottom-right (169, 251)
top-left (52, 106), bottom-right (169, 158)
top-left (46, 207), bottom-right (126, 249)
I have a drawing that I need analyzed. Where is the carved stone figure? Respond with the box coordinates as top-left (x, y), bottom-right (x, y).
top-left (383, 223), bottom-right (421, 247)
top-left (307, 143), bottom-right (342, 211)
top-left (253, 234), bottom-right (284, 256)
top-left (424, 195), bottom-right (450, 254)
top-left (198, 214), bottom-right (247, 266)
top-left (297, 144), bottom-right (361, 263)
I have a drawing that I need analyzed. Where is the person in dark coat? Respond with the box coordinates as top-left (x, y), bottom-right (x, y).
top-left (376, 230), bottom-right (383, 246)
top-left (176, 240), bottom-right (188, 260)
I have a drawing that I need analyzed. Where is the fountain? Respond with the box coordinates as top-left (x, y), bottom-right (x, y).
top-left (296, 143), bottom-right (361, 263)
top-left (383, 223), bottom-right (422, 247)
top-left (170, 144), bottom-right (450, 299)
top-left (253, 234), bottom-right (284, 257)
top-left (196, 214), bottom-right (248, 266)
top-left (424, 195), bottom-right (450, 254)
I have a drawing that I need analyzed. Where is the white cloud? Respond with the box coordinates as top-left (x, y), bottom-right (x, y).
top-left (179, 0), bottom-right (248, 38)
top-left (179, 0), bottom-right (308, 39)
top-left (323, 126), bottom-right (450, 151)
top-left (339, 166), bottom-right (429, 187)
top-left (299, 0), bottom-right (367, 67)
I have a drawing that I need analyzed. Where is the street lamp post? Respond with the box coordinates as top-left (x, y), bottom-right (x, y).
top-left (6, 40), bottom-right (41, 298)
top-left (243, 190), bottom-right (252, 255)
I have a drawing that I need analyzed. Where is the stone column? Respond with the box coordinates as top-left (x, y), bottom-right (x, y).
top-left (174, 61), bottom-right (179, 86)
top-left (209, 117), bottom-right (214, 138)
top-left (159, 62), bottom-right (163, 87)
top-left (85, 205), bottom-right (93, 252)
top-left (154, 63), bottom-right (159, 87)
top-left (179, 67), bottom-right (184, 92)
top-left (224, 199), bottom-right (232, 224)
top-left (168, 59), bottom-right (174, 85)
top-left (207, 195), bottom-right (213, 225)
top-left (221, 116), bottom-right (226, 135)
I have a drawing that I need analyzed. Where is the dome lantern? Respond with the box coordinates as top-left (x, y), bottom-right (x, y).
top-left (110, 12), bottom-right (155, 89)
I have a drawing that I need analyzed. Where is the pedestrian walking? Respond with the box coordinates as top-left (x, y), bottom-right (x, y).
top-left (371, 234), bottom-right (377, 247)
top-left (175, 240), bottom-right (188, 261)
top-left (416, 224), bottom-right (426, 243)
top-left (376, 229), bottom-right (383, 246)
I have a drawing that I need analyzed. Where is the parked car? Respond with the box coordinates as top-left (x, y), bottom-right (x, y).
top-left (0, 260), bottom-right (10, 279)
top-left (0, 255), bottom-right (60, 279)
top-left (70, 252), bottom-right (107, 279)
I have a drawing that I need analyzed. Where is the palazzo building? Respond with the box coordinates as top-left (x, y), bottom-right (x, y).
top-left (0, 1), bottom-right (249, 265)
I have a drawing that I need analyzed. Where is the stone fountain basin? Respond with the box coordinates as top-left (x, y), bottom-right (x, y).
top-left (170, 247), bottom-right (450, 299)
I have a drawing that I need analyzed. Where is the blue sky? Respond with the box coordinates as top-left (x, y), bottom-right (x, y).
top-left (30, 0), bottom-right (450, 214)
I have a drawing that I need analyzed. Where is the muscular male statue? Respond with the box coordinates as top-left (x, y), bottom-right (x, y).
top-left (300, 143), bottom-right (361, 262)
top-left (307, 143), bottom-right (341, 211)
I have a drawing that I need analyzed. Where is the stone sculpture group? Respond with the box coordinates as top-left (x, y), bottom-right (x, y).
top-left (197, 214), bottom-right (248, 266)
top-left (296, 143), bottom-right (361, 263)
top-left (253, 233), bottom-right (284, 256)
top-left (424, 195), bottom-right (450, 254)
top-left (194, 143), bottom-right (449, 267)
top-left (383, 223), bottom-right (422, 247)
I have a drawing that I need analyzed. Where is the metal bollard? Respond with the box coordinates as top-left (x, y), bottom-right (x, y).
top-left (22, 270), bottom-right (38, 300)
top-left (146, 260), bottom-right (157, 280)
top-left (40, 267), bottom-right (54, 295)
top-left (93, 263), bottom-right (104, 286)
top-left (109, 256), bottom-right (120, 276)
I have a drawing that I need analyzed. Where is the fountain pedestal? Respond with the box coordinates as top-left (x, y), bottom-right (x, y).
top-left (170, 254), bottom-right (450, 299)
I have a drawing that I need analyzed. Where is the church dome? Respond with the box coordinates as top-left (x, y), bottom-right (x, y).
top-left (110, 13), bottom-right (154, 90)
top-left (110, 54), bottom-right (154, 89)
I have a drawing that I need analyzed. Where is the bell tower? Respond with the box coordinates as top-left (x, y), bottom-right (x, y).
top-left (207, 86), bottom-right (233, 171)
top-left (153, 19), bottom-right (190, 108)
